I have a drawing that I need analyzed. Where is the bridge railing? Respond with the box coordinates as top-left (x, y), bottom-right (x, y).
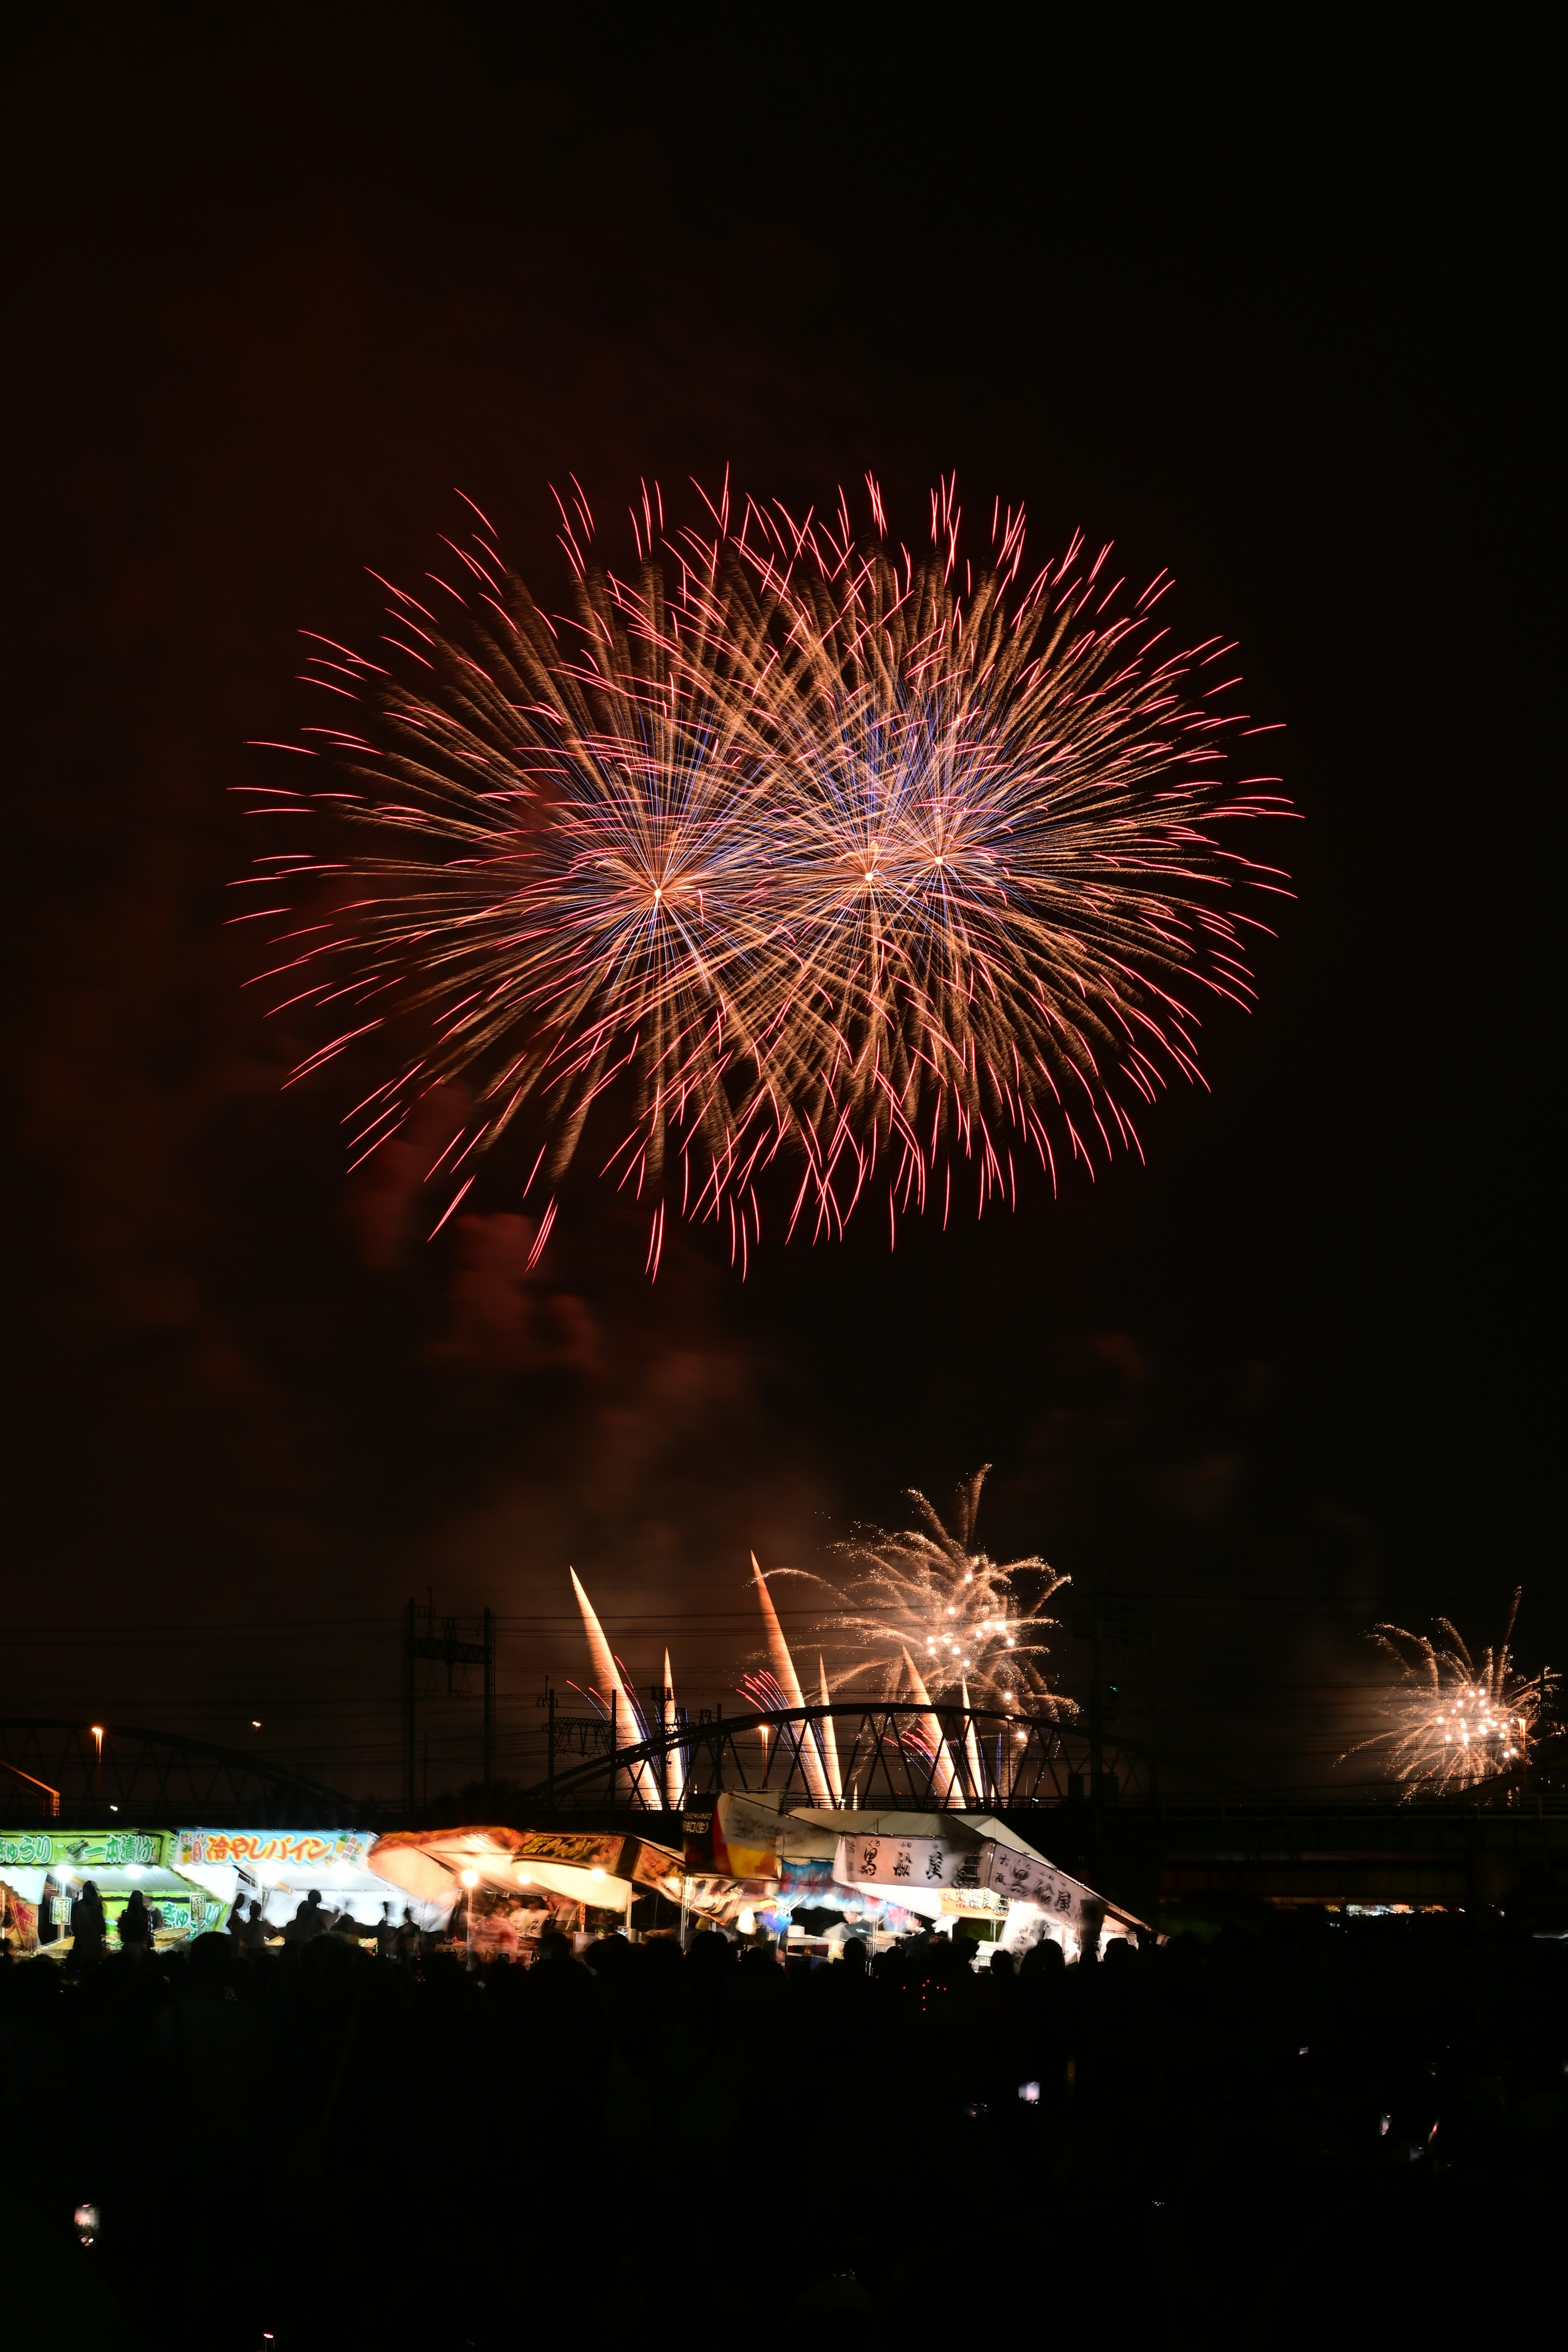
top-left (522, 1699), bottom-right (1155, 1812)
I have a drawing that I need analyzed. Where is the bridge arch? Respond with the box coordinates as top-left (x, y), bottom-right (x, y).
top-left (526, 1698), bottom-right (1152, 1812)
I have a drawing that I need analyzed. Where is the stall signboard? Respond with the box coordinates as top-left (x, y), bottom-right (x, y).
top-left (0, 1830), bottom-right (165, 1870)
top-left (626, 1840), bottom-right (684, 1898)
top-left (682, 1792), bottom-right (782, 1880)
top-left (982, 1843), bottom-right (1096, 1924)
top-left (718, 1792), bottom-right (784, 1877)
top-left (836, 1832), bottom-right (980, 1894)
top-left (939, 1887), bottom-right (1008, 1919)
top-left (173, 1830), bottom-right (372, 1871)
top-left (504, 1829), bottom-right (681, 1898)
top-left (682, 1813), bottom-right (717, 1873)
top-left (682, 1874), bottom-right (773, 1925)
top-left (685, 1872), bottom-right (778, 1902)
top-left (512, 1830), bottom-right (625, 1872)
top-left (835, 1833), bottom-right (1098, 1927)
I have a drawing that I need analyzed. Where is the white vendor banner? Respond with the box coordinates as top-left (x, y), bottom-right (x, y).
top-left (980, 1842), bottom-right (1097, 1927)
top-left (835, 1832), bottom-right (981, 1897)
top-left (835, 1833), bottom-right (1099, 1928)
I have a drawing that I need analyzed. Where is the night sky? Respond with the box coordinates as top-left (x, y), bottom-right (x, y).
top-left (3, 20), bottom-right (1548, 1801)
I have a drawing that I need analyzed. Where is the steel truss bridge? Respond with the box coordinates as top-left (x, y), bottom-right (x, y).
top-left (9, 1702), bottom-right (1561, 1920)
top-left (527, 1699), bottom-right (1152, 1812)
top-left (0, 1720), bottom-right (360, 1829)
top-left (523, 1702), bottom-right (1568, 1920)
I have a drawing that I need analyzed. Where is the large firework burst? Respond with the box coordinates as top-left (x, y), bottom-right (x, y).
top-left (237, 477), bottom-right (1289, 1269)
top-left (1348, 1592), bottom-right (1554, 1797)
top-left (812, 1466), bottom-right (1077, 1719)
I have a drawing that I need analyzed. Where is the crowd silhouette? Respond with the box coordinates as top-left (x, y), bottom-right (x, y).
top-left (1, 1905), bottom-right (1562, 2346)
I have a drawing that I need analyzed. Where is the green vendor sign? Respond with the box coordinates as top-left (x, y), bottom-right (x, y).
top-left (0, 1829), bottom-right (167, 1869)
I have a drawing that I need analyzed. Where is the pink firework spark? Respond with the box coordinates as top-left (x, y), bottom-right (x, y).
top-left (235, 476), bottom-right (1292, 1267)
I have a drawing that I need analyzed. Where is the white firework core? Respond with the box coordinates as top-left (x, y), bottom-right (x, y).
top-left (813, 1466), bottom-right (1077, 1718)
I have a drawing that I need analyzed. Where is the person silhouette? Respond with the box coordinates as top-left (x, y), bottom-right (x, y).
top-left (118, 1886), bottom-right (151, 1956)
top-left (69, 1879), bottom-right (106, 1963)
top-left (292, 1889), bottom-right (327, 1941)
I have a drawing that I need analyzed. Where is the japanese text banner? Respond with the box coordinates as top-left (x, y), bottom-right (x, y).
top-left (835, 1834), bottom-right (1096, 1925)
top-left (834, 1833), bottom-right (982, 1894)
top-left (978, 1843), bottom-right (1095, 1924)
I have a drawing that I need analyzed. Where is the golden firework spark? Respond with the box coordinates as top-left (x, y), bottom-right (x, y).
top-left (1348, 1590), bottom-right (1554, 1797)
top-left (811, 1466), bottom-right (1077, 1719)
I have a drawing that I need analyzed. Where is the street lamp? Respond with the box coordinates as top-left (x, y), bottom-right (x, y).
top-left (90, 1726), bottom-right (104, 1809)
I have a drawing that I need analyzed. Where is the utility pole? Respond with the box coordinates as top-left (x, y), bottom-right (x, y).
top-left (402, 1599), bottom-right (498, 1814)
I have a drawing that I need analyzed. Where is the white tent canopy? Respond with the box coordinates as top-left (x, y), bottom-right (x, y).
top-left (771, 1800), bottom-right (1146, 1951)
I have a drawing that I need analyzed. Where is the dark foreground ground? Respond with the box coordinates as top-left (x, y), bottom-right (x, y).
top-left (2, 1913), bottom-right (1562, 2347)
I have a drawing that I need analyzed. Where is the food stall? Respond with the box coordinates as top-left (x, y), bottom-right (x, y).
top-left (813, 1806), bottom-right (1145, 1960)
top-left (677, 1793), bottom-right (909, 1941)
top-left (368, 1825), bottom-right (686, 1955)
top-left (0, 1827), bottom-right (223, 1953)
top-left (171, 1827), bottom-right (425, 1936)
top-left (682, 1795), bottom-right (1146, 1960)
top-left (0, 1825), bottom-right (429, 1954)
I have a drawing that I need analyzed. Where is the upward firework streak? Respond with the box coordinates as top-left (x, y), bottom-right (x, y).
top-left (238, 477), bottom-right (1290, 1269)
top-left (810, 1466), bottom-right (1076, 1719)
top-left (567, 1568), bottom-right (661, 1806)
top-left (1348, 1592), bottom-right (1554, 1797)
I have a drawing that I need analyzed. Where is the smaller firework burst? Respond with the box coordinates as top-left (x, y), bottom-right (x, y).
top-left (1350, 1590), bottom-right (1554, 1797)
top-left (813, 1467), bottom-right (1077, 1719)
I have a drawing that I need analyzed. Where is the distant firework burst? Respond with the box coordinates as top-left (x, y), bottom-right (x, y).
top-left (811, 1466), bottom-right (1077, 1718)
top-left (237, 477), bottom-right (1290, 1270)
top-left (1348, 1592), bottom-right (1555, 1797)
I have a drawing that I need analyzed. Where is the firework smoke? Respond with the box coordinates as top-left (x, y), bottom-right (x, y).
top-left (238, 477), bottom-right (1289, 1269)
